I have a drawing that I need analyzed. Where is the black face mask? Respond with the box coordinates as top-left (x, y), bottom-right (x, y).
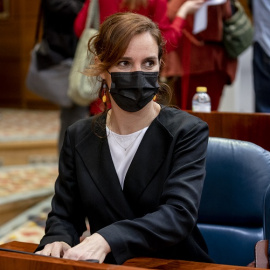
top-left (109, 71), bottom-right (159, 112)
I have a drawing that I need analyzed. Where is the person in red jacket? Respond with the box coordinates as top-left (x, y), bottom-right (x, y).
top-left (74, 0), bottom-right (205, 114)
top-left (162, 0), bottom-right (238, 111)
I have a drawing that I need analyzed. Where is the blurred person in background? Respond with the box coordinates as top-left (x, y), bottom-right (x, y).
top-left (162, 0), bottom-right (237, 111)
top-left (42, 0), bottom-right (88, 151)
top-left (251, 0), bottom-right (270, 112)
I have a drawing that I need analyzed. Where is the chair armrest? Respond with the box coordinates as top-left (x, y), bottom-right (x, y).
top-left (255, 240), bottom-right (269, 268)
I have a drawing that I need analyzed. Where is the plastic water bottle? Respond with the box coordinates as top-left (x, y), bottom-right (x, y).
top-left (192, 86), bottom-right (211, 112)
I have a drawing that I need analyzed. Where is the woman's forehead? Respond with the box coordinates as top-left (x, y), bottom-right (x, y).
top-left (122, 32), bottom-right (159, 58)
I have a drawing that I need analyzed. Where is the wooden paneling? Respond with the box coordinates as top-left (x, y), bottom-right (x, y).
top-left (0, 0), bottom-right (57, 109)
top-left (0, 195), bottom-right (51, 226)
top-left (0, 140), bottom-right (57, 166)
top-left (188, 111), bottom-right (270, 152)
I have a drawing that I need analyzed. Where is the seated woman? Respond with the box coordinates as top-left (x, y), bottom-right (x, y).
top-left (36, 12), bottom-right (212, 265)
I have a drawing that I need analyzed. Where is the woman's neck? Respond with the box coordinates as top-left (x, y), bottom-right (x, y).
top-left (107, 102), bottom-right (161, 135)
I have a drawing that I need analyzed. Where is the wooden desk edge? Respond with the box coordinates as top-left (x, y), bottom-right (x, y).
top-left (0, 241), bottom-right (265, 270)
top-left (0, 241), bottom-right (148, 270)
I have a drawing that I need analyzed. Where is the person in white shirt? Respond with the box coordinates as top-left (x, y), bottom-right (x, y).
top-left (35, 12), bottom-right (211, 265)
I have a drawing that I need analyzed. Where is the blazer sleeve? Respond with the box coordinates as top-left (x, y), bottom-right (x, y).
top-left (151, 0), bottom-right (187, 53)
top-left (74, 0), bottom-right (90, 37)
top-left (36, 130), bottom-right (87, 251)
top-left (167, 0), bottom-right (186, 21)
top-left (98, 118), bottom-right (209, 264)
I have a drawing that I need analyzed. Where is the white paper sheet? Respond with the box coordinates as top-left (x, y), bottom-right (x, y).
top-left (193, 0), bottom-right (227, 34)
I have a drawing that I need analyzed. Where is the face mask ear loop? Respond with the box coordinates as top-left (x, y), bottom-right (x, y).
top-left (107, 70), bottom-right (112, 93)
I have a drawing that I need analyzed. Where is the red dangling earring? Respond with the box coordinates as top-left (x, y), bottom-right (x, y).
top-left (102, 81), bottom-right (107, 103)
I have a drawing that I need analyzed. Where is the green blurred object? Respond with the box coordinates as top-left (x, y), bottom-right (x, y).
top-left (223, 0), bottom-right (254, 59)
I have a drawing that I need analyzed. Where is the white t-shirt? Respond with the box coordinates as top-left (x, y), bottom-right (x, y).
top-left (106, 126), bottom-right (148, 189)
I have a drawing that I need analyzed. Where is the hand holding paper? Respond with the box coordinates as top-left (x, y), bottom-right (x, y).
top-left (176, 0), bottom-right (206, 19)
top-left (193, 0), bottom-right (226, 34)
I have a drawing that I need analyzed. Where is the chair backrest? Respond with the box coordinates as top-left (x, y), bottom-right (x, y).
top-left (198, 137), bottom-right (270, 266)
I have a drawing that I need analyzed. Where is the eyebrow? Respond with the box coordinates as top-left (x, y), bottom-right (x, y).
top-left (119, 56), bottom-right (158, 61)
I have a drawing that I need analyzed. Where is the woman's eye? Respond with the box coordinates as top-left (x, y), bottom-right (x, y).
top-left (144, 60), bottom-right (155, 68)
top-left (117, 61), bottom-right (130, 67)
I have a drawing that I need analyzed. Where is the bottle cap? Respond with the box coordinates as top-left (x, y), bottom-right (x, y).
top-left (196, 86), bottom-right (207, 93)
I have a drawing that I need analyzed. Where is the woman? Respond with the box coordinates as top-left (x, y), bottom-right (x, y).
top-left (36, 12), bottom-right (211, 265)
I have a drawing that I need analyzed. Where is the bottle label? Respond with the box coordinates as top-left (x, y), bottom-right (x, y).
top-left (192, 104), bottom-right (211, 112)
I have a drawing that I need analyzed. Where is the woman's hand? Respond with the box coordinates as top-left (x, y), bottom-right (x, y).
top-left (63, 233), bottom-right (111, 263)
top-left (35, 241), bottom-right (71, 258)
top-left (177, 0), bottom-right (206, 19)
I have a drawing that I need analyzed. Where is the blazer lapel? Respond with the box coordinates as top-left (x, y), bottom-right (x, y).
top-left (76, 129), bottom-right (136, 220)
top-left (123, 118), bottom-right (173, 205)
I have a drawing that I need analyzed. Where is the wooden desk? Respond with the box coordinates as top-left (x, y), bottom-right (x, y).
top-left (0, 241), bottom-right (264, 270)
top-left (187, 111), bottom-right (270, 152)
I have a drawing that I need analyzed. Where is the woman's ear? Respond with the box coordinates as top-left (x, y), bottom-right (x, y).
top-left (95, 56), bottom-right (106, 80)
top-left (159, 59), bottom-right (163, 70)
top-left (100, 73), bottom-right (106, 80)
top-left (94, 56), bottom-right (111, 86)
top-left (94, 56), bottom-right (100, 65)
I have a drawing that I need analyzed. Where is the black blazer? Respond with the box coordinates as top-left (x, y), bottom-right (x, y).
top-left (37, 107), bottom-right (212, 264)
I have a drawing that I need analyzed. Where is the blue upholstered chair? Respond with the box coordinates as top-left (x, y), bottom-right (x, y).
top-left (198, 137), bottom-right (270, 266)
